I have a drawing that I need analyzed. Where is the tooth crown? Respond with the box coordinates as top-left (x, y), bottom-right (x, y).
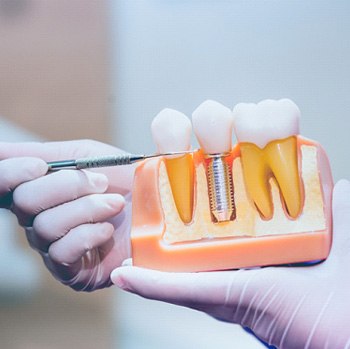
top-left (233, 99), bottom-right (300, 149)
top-left (151, 108), bottom-right (192, 153)
top-left (192, 100), bottom-right (234, 154)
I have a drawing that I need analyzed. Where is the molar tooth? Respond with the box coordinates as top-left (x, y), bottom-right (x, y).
top-left (233, 99), bottom-right (302, 219)
top-left (151, 108), bottom-right (194, 223)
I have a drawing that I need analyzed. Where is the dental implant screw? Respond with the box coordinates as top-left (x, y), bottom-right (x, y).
top-left (206, 154), bottom-right (236, 223)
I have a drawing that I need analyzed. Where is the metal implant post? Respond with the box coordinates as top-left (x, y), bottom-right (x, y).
top-left (206, 154), bottom-right (236, 223)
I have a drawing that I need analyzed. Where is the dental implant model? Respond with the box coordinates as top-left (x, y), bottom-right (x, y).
top-left (130, 98), bottom-right (333, 272)
top-left (192, 100), bottom-right (235, 223)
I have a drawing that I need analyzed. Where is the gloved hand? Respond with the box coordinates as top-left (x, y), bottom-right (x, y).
top-left (111, 179), bottom-right (350, 348)
top-left (0, 140), bottom-right (134, 291)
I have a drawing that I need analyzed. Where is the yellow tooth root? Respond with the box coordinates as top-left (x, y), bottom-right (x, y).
top-left (239, 144), bottom-right (274, 219)
top-left (240, 136), bottom-right (303, 220)
top-left (265, 137), bottom-right (302, 219)
top-left (165, 154), bottom-right (194, 224)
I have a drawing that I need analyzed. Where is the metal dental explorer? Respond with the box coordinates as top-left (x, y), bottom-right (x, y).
top-left (47, 150), bottom-right (195, 171)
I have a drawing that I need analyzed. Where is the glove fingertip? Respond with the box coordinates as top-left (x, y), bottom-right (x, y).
top-left (122, 258), bottom-right (133, 266)
top-left (334, 179), bottom-right (350, 194)
top-left (114, 194), bottom-right (126, 208)
top-left (111, 268), bottom-right (129, 290)
top-left (20, 157), bottom-right (49, 178)
top-left (333, 179), bottom-right (350, 211)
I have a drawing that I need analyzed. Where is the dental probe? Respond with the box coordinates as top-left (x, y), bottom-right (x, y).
top-left (47, 150), bottom-right (195, 171)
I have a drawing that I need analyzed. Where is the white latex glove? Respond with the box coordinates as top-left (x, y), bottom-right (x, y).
top-left (0, 140), bottom-right (133, 291)
top-left (111, 180), bottom-right (350, 348)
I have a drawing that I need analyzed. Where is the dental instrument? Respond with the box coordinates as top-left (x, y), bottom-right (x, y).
top-left (47, 150), bottom-right (194, 171)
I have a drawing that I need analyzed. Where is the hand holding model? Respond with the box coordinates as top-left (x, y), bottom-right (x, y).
top-left (0, 140), bottom-right (134, 291)
top-left (111, 177), bottom-right (350, 348)
top-left (111, 99), bottom-right (348, 348)
top-left (0, 97), bottom-right (345, 347)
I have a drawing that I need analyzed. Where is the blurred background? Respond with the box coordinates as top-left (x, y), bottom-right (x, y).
top-left (1, 0), bottom-right (350, 348)
top-left (0, 1), bottom-right (113, 349)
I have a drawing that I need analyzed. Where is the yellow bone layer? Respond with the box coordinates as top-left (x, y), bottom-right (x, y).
top-left (165, 154), bottom-right (194, 223)
top-left (239, 136), bottom-right (302, 219)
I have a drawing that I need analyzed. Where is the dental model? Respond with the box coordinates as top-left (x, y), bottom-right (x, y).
top-left (130, 99), bottom-right (333, 272)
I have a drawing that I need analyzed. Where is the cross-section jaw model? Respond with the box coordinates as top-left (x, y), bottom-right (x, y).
top-left (130, 99), bottom-right (333, 272)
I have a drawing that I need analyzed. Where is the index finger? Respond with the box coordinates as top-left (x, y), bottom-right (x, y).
top-left (0, 157), bottom-right (48, 208)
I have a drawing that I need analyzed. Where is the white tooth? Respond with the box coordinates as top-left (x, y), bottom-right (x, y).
top-left (192, 100), bottom-right (234, 154)
top-left (151, 108), bottom-right (192, 153)
top-left (233, 98), bottom-right (300, 148)
top-left (151, 108), bottom-right (194, 224)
